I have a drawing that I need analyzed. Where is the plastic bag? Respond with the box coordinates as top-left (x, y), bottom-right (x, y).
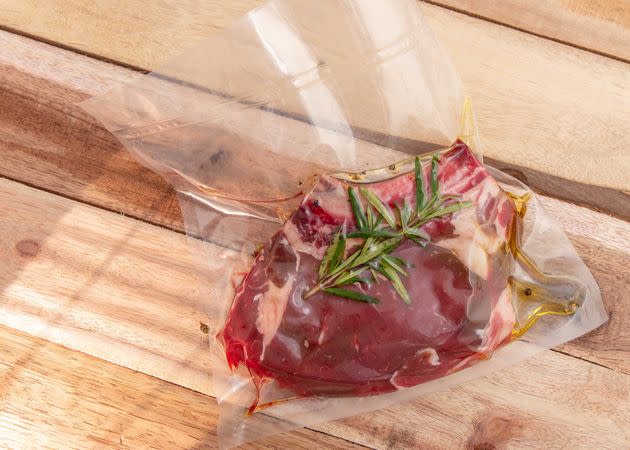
top-left (80, 0), bottom-right (608, 447)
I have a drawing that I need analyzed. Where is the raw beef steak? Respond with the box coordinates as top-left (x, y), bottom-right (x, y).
top-left (218, 140), bottom-right (517, 401)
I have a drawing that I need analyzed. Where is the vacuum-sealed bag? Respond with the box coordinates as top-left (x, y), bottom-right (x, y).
top-left (80, 0), bottom-right (607, 447)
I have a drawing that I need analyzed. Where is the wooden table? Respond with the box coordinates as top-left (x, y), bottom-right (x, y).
top-left (0, 1), bottom-right (628, 448)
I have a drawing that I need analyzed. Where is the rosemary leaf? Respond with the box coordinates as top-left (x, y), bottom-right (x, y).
top-left (353, 237), bottom-right (402, 267)
top-left (398, 200), bottom-right (412, 229)
top-left (327, 247), bottom-right (361, 278)
top-left (404, 227), bottom-right (431, 242)
top-left (381, 254), bottom-right (408, 276)
top-left (418, 194), bottom-right (440, 218)
top-left (415, 156), bottom-right (426, 213)
top-left (379, 261), bottom-right (411, 304)
top-left (408, 236), bottom-right (428, 248)
top-left (424, 201), bottom-right (473, 220)
top-left (347, 230), bottom-right (400, 239)
top-left (334, 267), bottom-right (368, 286)
top-left (359, 237), bottom-right (375, 256)
top-left (430, 153), bottom-right (440, 201)
top-left (343, 276), bottom-right (366, 285)
top-left (370, 267), bottom-right (380, 284)
top-left (374, 214), bottom-right (383, 228)
top-left (319, 232), bottom-right (341, 277)
top-left (348, 187), bottom-right (367, 230)
top-left (360, 187), bottom-right (396, 228)
top-left (323, 287), bottom-right (380, 304)
top-left (329, 233), bottom-right (346, 273)
top-left (386, 255), bottom-right (407, 268)
top-left (366, 204), bottom-right (375, 229)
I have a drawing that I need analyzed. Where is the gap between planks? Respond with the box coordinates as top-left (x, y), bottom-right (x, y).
top-left (0, 23), bottom-right (149, 74)
top-left (0, 172), bottom-right (187, 237)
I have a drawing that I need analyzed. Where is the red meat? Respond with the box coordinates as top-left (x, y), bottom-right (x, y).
top-left (218, 141), bottom-right (516, 402)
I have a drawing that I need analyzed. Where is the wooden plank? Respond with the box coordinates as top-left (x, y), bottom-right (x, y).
top-left (423, 5), bottom-right (630, 219)
top-left (1, 5), bottom-right (629, 221)
top-left (1, 4), bottom-right (627, 448)
top-left (3, 1), bottom-right (629, 67)
top-left (318, 350), bottom-right (630, 449)
top-left (536, 196), bottom-right (630, 374)
top-left (0, 324), bottom-right (363, 449)
top-left (0, 176), bottom-right (210, 395)
top-left (2, 179), bottom-right (629, 449)
top-left (3, 321), bottom-right (629, 450)
top-left (433, 0), bottom-right (630, 62)
top-left (0, 0), bottom-right (261, 70)
top-left (0, 30), bottom-right (184, 232)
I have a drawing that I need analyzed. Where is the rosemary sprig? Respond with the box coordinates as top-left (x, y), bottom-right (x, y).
top-left (322, 287), bottom-right (379, 304)
top-left (303, 153), bottom-right (473, 304)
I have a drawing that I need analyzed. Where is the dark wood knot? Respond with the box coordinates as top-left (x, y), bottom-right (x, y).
top-left (16, 239), bottom-right (41, 258)
top-left (468, 414), bottom-right (523, 450)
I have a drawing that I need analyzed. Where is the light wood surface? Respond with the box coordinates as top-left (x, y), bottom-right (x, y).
top-left (424, 5), bottom-right (630, 208)
top-left (1, 176), bottom-right (628, 448)
top-left (0, 324), bottom-right (363, 449)
top-left (435, 0), bottom-right (630, 62)
top-left (319, 349), bottom-right (630, 449)
top-left (536, 196), bottom-right (630, 374)
top-left (0, 177), bottom-right (212, 395)
top-left (1, 0), bottom-right (629, 448)
top-left (0, 0), bottom-right (261, 69)
top-left (2, 322), bottom-right (629, 450)
top-left (0, 3), bottom-right (628, 219)
top-left (0, 30), bottom-right (183, 231)
top-left (3, 1), bottom-right (627, 66)
top-left (2, 319), bottom-right (629, 450)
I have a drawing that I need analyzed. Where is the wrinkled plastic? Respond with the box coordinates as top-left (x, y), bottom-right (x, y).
top-left (80, 0), bottom-right (608, 448)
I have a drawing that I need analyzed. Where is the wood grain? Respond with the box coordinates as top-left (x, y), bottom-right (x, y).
top-left (424, 5), bottom-right (630, 211)
top-left (1, 28), bottom-right (629, 375)
top-left (0, 30), bottom-right (184, 232)
top-left (0, 7), bottom-right (628, 366)
top-left (3, 1), bottom-right (629, 66)
top-left (0, 176), bottom-right (212, 395)
top-left (434, 0), bottom-right (630, 62)
top-left (1, 178), bottom-right (629, 448)
top-left (539, 196), bottom-right (630, 374)
top-left (1, 4), bottom-right (629, 221)
top-left (0, 0), bottom-right (261, 70)
top-left (0, 2), bottom-right (628, 448)
top-left (1, 252), bottom-right (628, 450)
top-left (0, 324), bottom-right (363, 449)
top-left (319, 350), bottom-right (630, 449)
